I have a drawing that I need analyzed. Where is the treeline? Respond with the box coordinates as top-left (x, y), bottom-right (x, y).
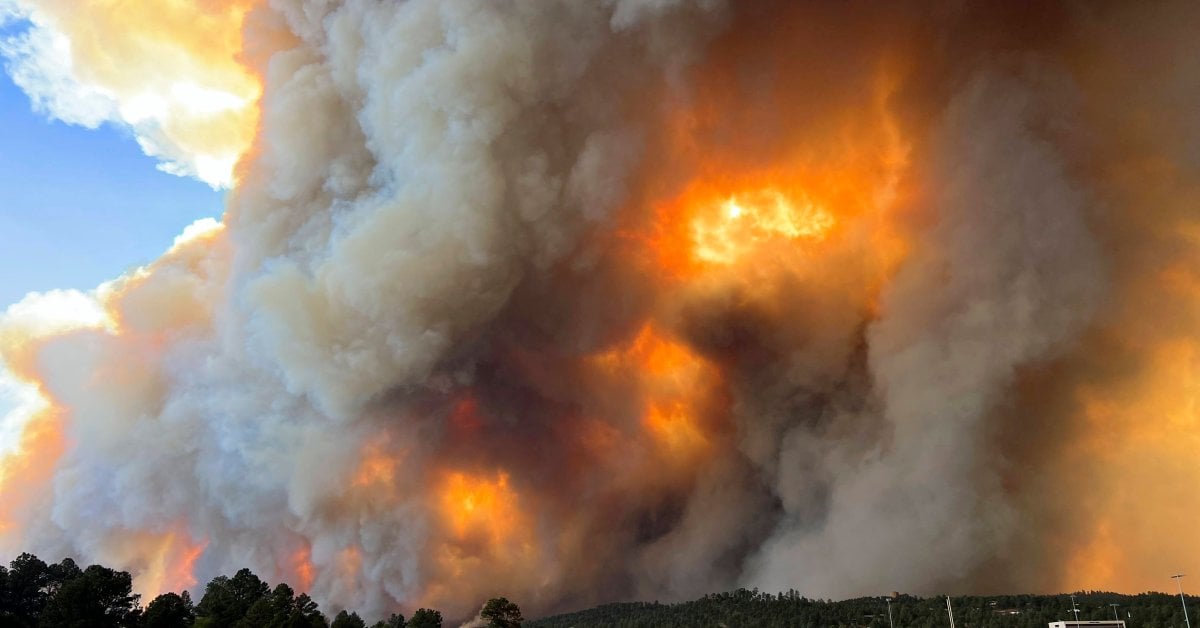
top-left (9, 550), bottom-right (1199, 628)
top-left (0, 552), bottom-right (523, 628)
top-left (528, 588), bottom-right (1200, 628)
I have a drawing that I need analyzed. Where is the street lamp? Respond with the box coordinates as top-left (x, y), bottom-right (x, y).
top-left (885, 597), bottom-right (895, 628)
top-left (1172, 574), bottom-right (1192, 628)
top-left (1110, 603), bottom-right (1120, 622)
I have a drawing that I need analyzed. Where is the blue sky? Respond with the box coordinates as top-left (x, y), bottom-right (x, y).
top-left (0, 50), bottom-right (224, 310)
top-left (0, 16), bottom-right (227, 437)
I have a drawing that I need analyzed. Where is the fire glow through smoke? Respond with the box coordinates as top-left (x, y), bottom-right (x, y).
top-left (1, 0), bottom-right (1199, 622)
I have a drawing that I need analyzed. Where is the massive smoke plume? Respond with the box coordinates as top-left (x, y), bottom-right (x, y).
top-left (2, 0), bottom-right (1199, 621)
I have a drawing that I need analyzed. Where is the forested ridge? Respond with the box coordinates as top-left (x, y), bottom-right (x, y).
top-left (528, 589), bottom-right (1199, 628)
top-left (4, 550), bottom-right (1198, 628)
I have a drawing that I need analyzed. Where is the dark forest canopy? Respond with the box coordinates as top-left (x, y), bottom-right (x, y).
top-left (0, 552), bottom-right (493, 628)
top-left (4, 551), bottom-right (1200, 628)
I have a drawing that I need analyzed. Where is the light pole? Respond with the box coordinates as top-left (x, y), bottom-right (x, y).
top-left (1070, 594), bottom-right (1081, 625)
top-left (885, 597), bottom-right (895, 628)
top-left (1110, 603), bottom-right (1120, 621)
top-left (1173, 574), bottom-right (1192, 628)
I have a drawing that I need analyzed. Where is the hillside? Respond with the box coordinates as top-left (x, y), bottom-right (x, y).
top-left (527, 589), bottom-right (1197, 628)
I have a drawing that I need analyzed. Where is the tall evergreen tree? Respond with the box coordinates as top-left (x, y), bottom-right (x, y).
top-left (370, 613), bottom-right (406, 628)
top-left (195, 568), bottom-right (270, 627)
top-left (143, 591), bottom-right (196, 627)
top-left (38, 564), bottom-right (140, 628)
top-left (481, 597), bottom-right (523, 628)
top-left (6, 552), bottom-right (51, 625)
top-left (332, 609), bottom-right (368, 628)
top-left (409, 608), bottom-right (443, 628)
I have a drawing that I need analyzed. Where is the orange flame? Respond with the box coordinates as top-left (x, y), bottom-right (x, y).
top-left (284, 544), bottom-right (316, 593)
top-left (590, 324), bottom-right (724, 461)
top-left (641, 61), bottom-right (911, 284)
top-left (102, 528), bottom-right (207, 599)
top-left (164, 537), bottom-right (207, 594)
top-left (424, 468), bottom-right (538, 608)
top-left (645, 400), bottom-right (709, 454)
top-left (440, 471), bottom-right (523, 545)
top-left (690, 188), bottom-right (836, 265)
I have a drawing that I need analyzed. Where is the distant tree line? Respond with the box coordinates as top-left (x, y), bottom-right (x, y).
top-left (10, 550), bottom-right (1200, 628)
top-left (0, 552), bottom-right (522, 628)
top-left (528, 588), bottom-right (1200, 628)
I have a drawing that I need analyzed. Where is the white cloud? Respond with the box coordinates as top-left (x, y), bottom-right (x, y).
top-left (0, 14), bottom-right (118, 127)
top-left (0, 2), bottom-right (257, 189)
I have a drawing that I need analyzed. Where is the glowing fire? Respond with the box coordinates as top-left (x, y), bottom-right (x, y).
top-left (102, 528), bottom-right (207, 599)
top-left (154, 538), bottom-right (205, 596)
top-left (427, 469), bottom-right (537, 606)
top-left (286, 545), bottom-right (316, 593)
top-left (590, 324), bottom-right (724, 460)
top-left (353, 437), bottom-right (400, 489)
top-left (440, 471), bottom-right (523, 544)
top-left (691, 189), bottom-right (835, 265)
top-left (646, 155), bottom-right (905, 279)
top-left (640, 61), bottom-right (911, 282)
top-left (645, 401), bottom-right (709, 454)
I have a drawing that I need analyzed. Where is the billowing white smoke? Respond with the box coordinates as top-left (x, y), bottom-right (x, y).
top-left (231, 0), bottom-right (703, 418)
top-left (2, 0), bottom-right (1199, 623)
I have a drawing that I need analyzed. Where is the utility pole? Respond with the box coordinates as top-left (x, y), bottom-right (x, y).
top-left (1173, 574), bottom-right (1192, 628)
top-left (946, 596), bottom-right (956, 628)
top-left (1070, 594), bottom-right (1081, 624)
